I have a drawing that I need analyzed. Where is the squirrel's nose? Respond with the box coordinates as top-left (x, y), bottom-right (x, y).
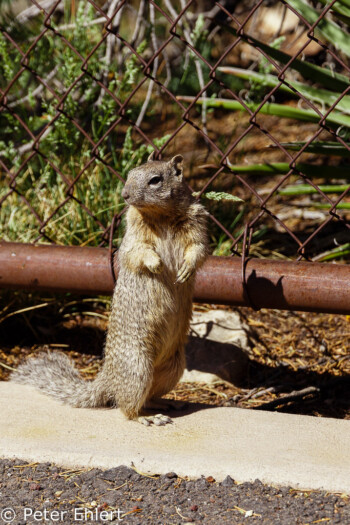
top-left (122, 187), bottom-right (130, 201)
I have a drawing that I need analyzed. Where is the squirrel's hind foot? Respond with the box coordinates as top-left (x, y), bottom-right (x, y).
top-left (138, 414), bottom-right (172, 426)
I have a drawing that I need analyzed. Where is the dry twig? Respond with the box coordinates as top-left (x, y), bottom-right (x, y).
top-left (255, 386), bottom-right (320, 411)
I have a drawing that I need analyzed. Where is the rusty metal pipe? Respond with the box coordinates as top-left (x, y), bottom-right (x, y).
top-left (0, 242), bottom-right (349, 314)
top-left (0, 243), bottom-right (115, 295)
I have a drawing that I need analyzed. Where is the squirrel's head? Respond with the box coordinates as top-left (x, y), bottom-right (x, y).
top-left (121, 153), bottom-right (190, 213)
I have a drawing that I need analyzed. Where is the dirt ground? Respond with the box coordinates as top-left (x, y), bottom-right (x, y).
top-left (0, 460), bottom-right (349, 524)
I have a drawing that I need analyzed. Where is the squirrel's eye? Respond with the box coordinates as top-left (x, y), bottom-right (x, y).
top-left (148, 176), bottom-right (162, 185)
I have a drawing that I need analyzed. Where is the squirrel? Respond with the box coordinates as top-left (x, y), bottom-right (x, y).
top-left (11, 153), bottom-right (209, 426)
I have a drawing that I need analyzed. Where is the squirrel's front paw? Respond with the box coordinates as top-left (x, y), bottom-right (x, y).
top-left (175, 261), bottom-right (195, 283)
top-left (144, 252), bottom-right (163, 274)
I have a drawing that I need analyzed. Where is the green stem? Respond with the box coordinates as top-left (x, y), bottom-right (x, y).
top-left (178, 96), bottom-right (350, 129)
top-left (312, 202), bottom-right (350, 209)
top-left (279, 184), bottom-right (350, 195)
top-left (224, 162), bottom-right (350, 179)
top-left (218, 67), bottom-right (350, 115)
top-left (281, 141), bottom-right (350, 157)
top-left (313, 243), bottom-right (350, 262)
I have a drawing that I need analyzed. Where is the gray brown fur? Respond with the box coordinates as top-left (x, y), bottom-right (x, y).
top-left (11, 154), bottom-right (209, 425)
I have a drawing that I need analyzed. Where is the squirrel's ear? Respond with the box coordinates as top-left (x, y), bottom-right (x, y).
top-left (169, 155), bottom-right (183, 177)
top-left (147, 150), bottom-right (156, 162)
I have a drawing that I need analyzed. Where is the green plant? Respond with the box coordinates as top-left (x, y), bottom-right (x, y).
top-left (0, 128), bottom-right (170, 246)
top-left (179, 2), bottom-right (350, 192)
top-left (177, 95), bottom-right (350, 129)
top-left (0, 2), bottom-right (169, 246)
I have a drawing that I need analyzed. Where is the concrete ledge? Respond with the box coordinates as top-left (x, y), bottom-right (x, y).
top-left (1, 382), bottom-right (349, 493)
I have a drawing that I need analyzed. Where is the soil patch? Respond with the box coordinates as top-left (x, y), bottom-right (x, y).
top-left (0, 460), bottom-right (349, 524)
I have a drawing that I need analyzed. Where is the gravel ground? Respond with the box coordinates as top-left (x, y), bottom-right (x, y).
top-left (0, 460), bottom-right (349, 524)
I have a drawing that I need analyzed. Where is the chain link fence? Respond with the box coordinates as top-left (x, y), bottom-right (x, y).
top-left (1, 0), bottom-right (349, 270)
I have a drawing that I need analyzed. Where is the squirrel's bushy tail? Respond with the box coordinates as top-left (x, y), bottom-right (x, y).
top-left (11, 352), bottom-right (108, 408)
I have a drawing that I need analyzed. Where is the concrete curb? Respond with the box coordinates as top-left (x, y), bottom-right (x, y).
top-left (1, 382), bottom-right (349, 494)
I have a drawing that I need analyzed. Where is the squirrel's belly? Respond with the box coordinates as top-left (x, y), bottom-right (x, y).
top-left (156, 237), bottom-right (184, 274)
top-left (113, 269), bottom-right (193, 349)
top-left (115, 267), bottom-right (192, 311)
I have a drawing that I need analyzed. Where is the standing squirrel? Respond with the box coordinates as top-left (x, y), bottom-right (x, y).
top-left (11, 153), bottom-right (209, 425)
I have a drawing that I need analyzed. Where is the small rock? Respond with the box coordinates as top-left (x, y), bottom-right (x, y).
top-left (102, 466), bottom-right (133, 481)
top-left (101, 467), bottom-right (120, 481)
top-left (161, 479), bottom-right (173, 489)
top-left (165, 472), bottom-right (178, 479)
top-left (253, 479), bottom-right (264, 487)
top-left (196, 477), bottom-right (209, 489)
top-left (221, 475), bottom-right (234, 487)
top-left (79, 470), bottom-right (99, 483)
